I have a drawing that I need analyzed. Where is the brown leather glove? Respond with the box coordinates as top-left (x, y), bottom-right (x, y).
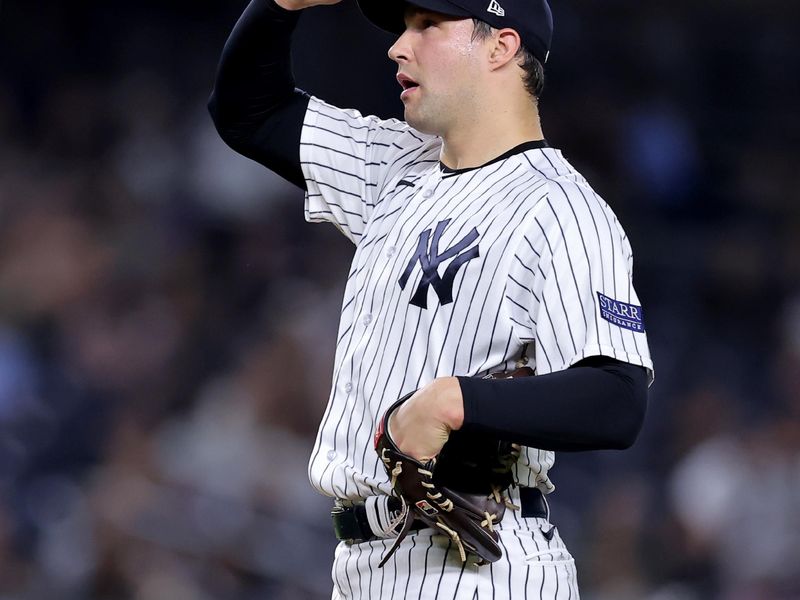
top-left (374, 387), bottom-right (522, 567)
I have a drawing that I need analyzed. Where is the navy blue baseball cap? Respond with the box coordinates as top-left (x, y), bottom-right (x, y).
top-left (357, 0), bottom-right (553, 63)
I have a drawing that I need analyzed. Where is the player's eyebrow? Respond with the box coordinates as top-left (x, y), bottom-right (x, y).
top-left (405, 6), bottom-right (433, 17)
top-left (402, 6), bottom-right (454, 27)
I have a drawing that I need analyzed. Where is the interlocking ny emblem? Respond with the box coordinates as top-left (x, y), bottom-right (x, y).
top-left (398, 219), bottom-right (480, 309)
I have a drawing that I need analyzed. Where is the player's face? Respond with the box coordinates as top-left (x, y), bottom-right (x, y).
top-left (388, 8), bottom-right (486, 135)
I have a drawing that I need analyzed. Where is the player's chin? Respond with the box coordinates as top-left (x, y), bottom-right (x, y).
top-left (404, 110), bottom-right (439, 136)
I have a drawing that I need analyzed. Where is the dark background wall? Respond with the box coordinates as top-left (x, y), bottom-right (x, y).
top-left (1, 1), bottom-right (799, 598)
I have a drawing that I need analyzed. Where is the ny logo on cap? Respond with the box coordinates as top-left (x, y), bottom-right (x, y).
top-left (487, 0), bottom-right (505, 16)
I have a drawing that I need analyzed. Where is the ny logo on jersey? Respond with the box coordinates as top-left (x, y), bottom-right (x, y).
top-left (398, 219), bottom-right (480, 309)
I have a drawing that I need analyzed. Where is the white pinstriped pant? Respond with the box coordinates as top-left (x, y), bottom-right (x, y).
top-left (330, 514), bottom-right (579, 600)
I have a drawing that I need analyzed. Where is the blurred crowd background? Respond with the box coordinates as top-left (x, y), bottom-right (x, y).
top-left (1, 0), bottom-right (799, 598)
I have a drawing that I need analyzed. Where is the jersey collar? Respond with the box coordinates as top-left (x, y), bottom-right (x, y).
top-left (439, 139), bottom-right (549, 177)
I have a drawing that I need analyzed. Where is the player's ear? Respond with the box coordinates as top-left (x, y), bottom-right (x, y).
top-left (487, 28), bottom-right (521, 71)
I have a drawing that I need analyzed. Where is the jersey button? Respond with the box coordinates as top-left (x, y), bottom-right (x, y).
top-left (423, 189), bottom-right (434, 198)
top-left (362, 313), bottom-right (372, 326)
top-left (386, 246), bottom-right (396, 258)
top-left (326, 450), bottom-right (337, 461)
top-left (343, 382), bottom-right (353, 393)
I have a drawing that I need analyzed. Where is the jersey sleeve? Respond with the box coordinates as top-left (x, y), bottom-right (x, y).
top-left (300, 96), bottom-right (432, 244)
top-left (506, 182), bottom-right (654, 382)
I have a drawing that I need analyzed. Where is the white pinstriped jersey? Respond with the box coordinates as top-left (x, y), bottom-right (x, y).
top-left (302, 96), bottom-right (653, 505)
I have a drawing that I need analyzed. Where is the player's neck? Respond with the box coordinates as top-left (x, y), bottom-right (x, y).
top-left (439, 100), bottom-right (544, 170)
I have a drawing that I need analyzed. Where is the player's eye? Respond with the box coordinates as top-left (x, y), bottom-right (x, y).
top-left (421, 19), bottom-right (437, 28)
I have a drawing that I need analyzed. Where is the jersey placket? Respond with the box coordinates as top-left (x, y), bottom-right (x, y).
top-left (330, 168), bottom-right (451, 497)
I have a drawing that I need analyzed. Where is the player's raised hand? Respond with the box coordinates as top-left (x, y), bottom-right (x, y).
top-left (275, 0), bottom-right (342, 10)
top-left (387, 377), bottom-right (465, 461)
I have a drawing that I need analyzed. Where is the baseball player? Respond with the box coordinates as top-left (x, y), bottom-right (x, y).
top-left (210, 0), bottom-right (654, 597)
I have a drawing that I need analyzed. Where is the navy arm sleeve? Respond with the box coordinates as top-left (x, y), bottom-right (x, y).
top-left (208, 0), bottom-right (308, 189)
top-left (457, 357), bottom-right (648, 451)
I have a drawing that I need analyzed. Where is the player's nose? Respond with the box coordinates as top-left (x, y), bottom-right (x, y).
top-left (388, 31), bottom-right (412, 64)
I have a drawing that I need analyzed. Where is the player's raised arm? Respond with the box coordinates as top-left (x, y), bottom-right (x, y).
top-left (209, 0), bottom-right (436, 245)
top-left (208, 0), bottom-right (341, 188)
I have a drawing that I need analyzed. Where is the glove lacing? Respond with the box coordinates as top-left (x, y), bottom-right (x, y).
top-left (377, 419), bottom-right (522, 566)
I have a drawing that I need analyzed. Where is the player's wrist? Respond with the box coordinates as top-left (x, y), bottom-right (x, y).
top-left (273, 0), bottom-right (302, 11)
top-left (273, 0), bottom-right (341, 10)
top-left (434, 377), bottom-right (465, 431)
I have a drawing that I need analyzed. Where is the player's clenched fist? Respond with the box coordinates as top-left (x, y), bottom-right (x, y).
top-left (275, 0), bottom-right (342, 10)
top-left (386, 377), bottom-right (465, 461)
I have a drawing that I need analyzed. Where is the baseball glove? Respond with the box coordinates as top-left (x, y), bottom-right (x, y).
top-left (374, 367), bottom-right (531, 567)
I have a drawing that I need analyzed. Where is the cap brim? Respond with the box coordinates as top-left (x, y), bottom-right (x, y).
top-left (356, 0), bottom-right (473, 36)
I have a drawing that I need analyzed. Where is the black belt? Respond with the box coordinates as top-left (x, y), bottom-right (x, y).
top-left (332, 488), bottom-right (549, 544)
